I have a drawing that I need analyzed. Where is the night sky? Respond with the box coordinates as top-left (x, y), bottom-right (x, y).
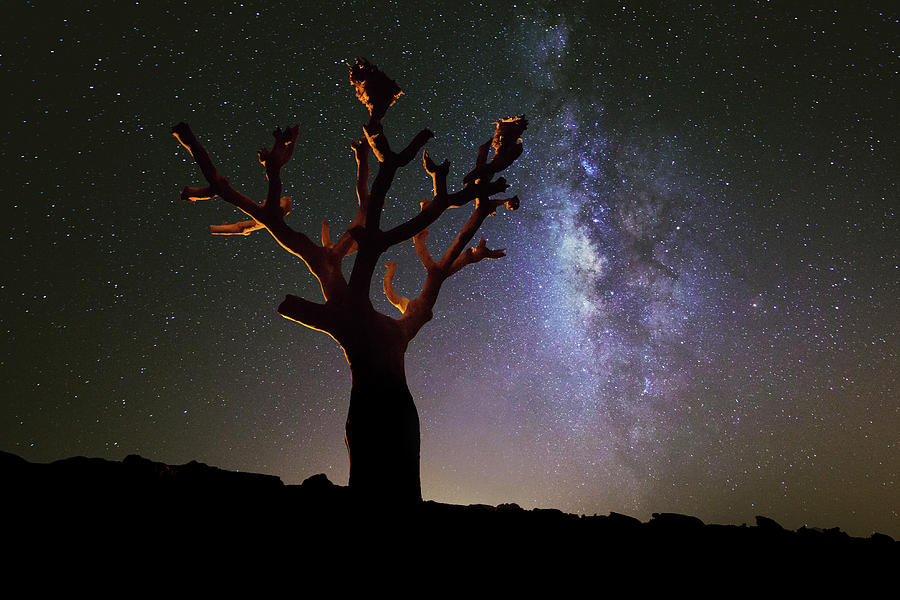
top-left (3, 2), bottom-right (897, 537)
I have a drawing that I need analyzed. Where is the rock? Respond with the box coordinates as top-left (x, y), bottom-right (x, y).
top-left (755, 515), bottom-right (785, 531)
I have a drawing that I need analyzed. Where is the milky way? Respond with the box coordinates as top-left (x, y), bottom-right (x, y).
top-left (506, 16), bottom-right (733, 513)
top-left (3, 2), bottom-right (897, 537)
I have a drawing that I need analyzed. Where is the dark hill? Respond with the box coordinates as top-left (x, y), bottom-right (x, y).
top-left (3, 450), bottom-right (895, 573)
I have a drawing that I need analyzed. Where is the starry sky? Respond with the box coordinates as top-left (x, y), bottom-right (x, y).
top-left (3, 1), bottom-right (897, 537)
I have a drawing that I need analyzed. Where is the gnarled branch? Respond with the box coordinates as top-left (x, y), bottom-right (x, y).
top-left (382, 117), bottom-right (524, 250)
top-left (397, 191), bottom-right (519, 342)
top-left (382, 261), bottom-right (410, 314)
top-left (172, 122), bottom-right (349, 302)
top-left (172, 122), bottom-right (259, 216)
top-left (448, 237), bottom-right (506, 276)
top-left (382, 177), bottom-right (510, 250)
top-left (174, 61), bottom-right (526, 351)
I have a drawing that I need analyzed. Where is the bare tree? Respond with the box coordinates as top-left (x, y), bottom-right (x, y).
top-left (171, 59), bottom-right (526, 502)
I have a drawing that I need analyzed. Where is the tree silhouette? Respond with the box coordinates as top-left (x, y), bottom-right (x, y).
top-left (171, 59), bottom-right (526, 502)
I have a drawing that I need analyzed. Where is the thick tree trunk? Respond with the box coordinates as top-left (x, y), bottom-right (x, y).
top-left (341, 313), bottom-right (421, 503)
top-left (345, 365), bottom-right (421, 503)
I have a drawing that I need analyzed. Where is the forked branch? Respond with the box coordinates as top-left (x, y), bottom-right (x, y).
top-left (448, 237), bottom-right (507, 276)
top-left (377, 112), bottom-right (526, 340)
top-left (383, 116), bottom-right (525, 250)
top-left (174, 60), bottom-right (526, 347)
top-left (171, 121), bottom-right (345, 302)
top-left (391, 192), bottom-right (519, 340)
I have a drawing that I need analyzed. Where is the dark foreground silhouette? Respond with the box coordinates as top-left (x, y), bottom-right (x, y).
top-left (4, 450), bottom-right (895, 573)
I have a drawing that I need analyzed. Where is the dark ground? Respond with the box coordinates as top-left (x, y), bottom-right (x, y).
top-left (4, 450), bottom-right (895, 580)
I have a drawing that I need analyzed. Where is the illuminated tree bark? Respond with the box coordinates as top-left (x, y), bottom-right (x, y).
top-left (172, 59), bottom-right (526, 503)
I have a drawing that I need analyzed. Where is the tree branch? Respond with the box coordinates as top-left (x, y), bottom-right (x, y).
top-left (172, 122), bottom-right (259, 216)
top-left (413, 230), bottom-right (436, 270)
top-left (258, 125), bottom-right (299, 214)
top-left (180, 186), bottom-right (216, 202)
top-left (438, 195), bottom-right (516, 272)
top-left (351, 137), bottom-right (370, 209)
top-left (363, 121), bottom-right (392, 164)
top-left (396, 129), bottom-right (435, 168)
top-left (345, 129), bottom-right (435, 298)
top-left (463, 116), bottom-right (528, 184)
top-left (278, 295), bottom-right (342, 339)
top-left (382, 261), bottom-right (410, 314)
top-left (398, 194), bottom-right (518, 342)
top-left (447, 236), bottom-right (506, 276)
top-left (423, 151), bottom-right (450, 201)
top-left (172, 122), bottom-right (348, 301)
top-left (382, 177), bottom-right (509, 250)
top-left (381, 117), bottom-right (524, 251)
top-left (333, 232), bottom-right (359, 257)
top-left (175, 61), bottom-right (528, 355)
top-left (211, 219), bottom-right (264, 235)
